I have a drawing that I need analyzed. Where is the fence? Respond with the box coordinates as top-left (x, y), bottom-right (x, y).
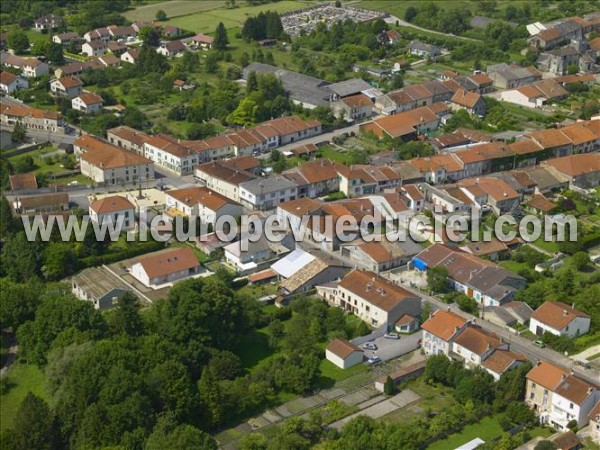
top-left (2, 141), bottom-right (50, 158)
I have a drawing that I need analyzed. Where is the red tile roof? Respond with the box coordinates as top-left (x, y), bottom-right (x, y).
top-left (136, 247), bottom-right (199, 279)
top-left (90, 195), bottom-right (134, 214)
top-left (531, 301), bottom-right (590, 330)
top-left (422, 309), bottom-right (468, 341)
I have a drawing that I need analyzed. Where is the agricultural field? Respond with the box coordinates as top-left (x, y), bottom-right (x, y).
top-left (123, 0), bottom-right (227, 22)
top-left (131, 1), bottom-right (308, 34)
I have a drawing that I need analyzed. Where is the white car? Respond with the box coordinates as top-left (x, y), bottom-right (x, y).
top-left (367, 356), bottom-right (382, 366)
top-left (363, 342), bottom-right (378, 350)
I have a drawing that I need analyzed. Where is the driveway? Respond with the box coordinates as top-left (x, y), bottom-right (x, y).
top-left (384, 15), bottom-right (481, 42)
top-left (355, 331), bottom-right (421, 362)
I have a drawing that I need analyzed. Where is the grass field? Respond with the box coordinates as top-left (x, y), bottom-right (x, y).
top-left (427, 415), bottom-right (504, 450)
top-left (123, 0), bottom-right (227, 22)
top-left (1, 362), bottom-right (49, 432)
top-left (151, 1), bottom-right (307, 33)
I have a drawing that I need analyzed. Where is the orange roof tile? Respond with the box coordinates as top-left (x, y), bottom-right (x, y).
top-left (90, 195), bottom-right (134, 214)
top-left (531, 301), bottom-right (590, 330)
top-left (422, 309), bottom-right (468, 341)
top-left (136, 247), bottom-right (199, 279)
top-left (326, 338), bottom-right (362, 359)
top-left (526, 361), bottom-right (568, 389)
top-left (166, 186), bottom-right (239, 211)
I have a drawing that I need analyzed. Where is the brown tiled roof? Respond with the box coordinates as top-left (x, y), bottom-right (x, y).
top-left (396, 314), bottom-right (416, 326)
top-left (277, 197), bottom-right (321, 216)
top-left (462, 239), bottom-right (508, 256)
top-left (468, 73), bottom-right (493, 86)
top-left (76, 92), bottom-right (103, 105)
top-left (292, 143), bottom-right (318, 155)
top-left (90, 195), bottom-right (134, 214)
top-left (196, 161), bottom-right (256, 185)
top-left (136, 247), bottom-right (199, 279)
top-left (383, 192), bottom-right (409, 213)
top-left (451, 89), bottom-right (482, 109)
top-left (326, 338), bottom-right (362, 359)
top-left (19, 192), bottom-right (69, 209)
top-left (422, 309), bottom-right (468, 341)
top-left (455, 142), bottom-right (510, 164)
top-left (191, 33), bottom-right (214, 44)
top-left (1, 103), bottom-right (61, 121)
top-left (558, 124), bottom-right (598, 145)
top-left (508, 139), bottom-right (544, 155)
top-left (527, 194), bottom-right (557, 212)
top-left (409, 154), bottom-right (463, 173)
top-left (77, 135), bottom-right (152, 169)
top-left (366, 105), bottom-right (439, 138)
top-left (342, 93), bottom-right (372, 108)
top-left (145, 134), bottom-right (195, 158)
top-left (553, 431), bottom-right (581, 450)
top-left (399, 184), bottom-right (423, 201)
top-left (527, 128), bottom-right (573, 149)
top-left (280, 258), bottom-right (329, 293)
top-left (247, 268), bottom-right (277, 283)
top-left (283, 159), bottom-right (338, 184)
top-left (555, 375), bottom-right (598, 405)
top-left (482, 348), bottom-right (527, 375)
top-left (222, 155), bottom-right (260, 172)
top-left (532, 301), bottom-right (590, 330)
top-left (454, 325), bottom-right (502, 356)
top-left (545, 153), bottom-right (600, 177)
top-left (56, 76), bottom-right (83, 89)
top-left (460, 177), bottom-right (520, 201)
top-left (0, 71), bottom-right (18, 85)
top-left (9, 173), bottom-right (37, 190)
top-left (526, 360), bottom-right (567, 389)
top-left (338, 269), bottom-right (417, 312)
top-left (108, 125), bottom-right (152, 147)
top-left (166, 186), bottom-right (239, 211)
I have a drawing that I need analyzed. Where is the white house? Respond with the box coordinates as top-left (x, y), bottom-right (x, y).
top-left (81, 41), bottom-right (108, 57)
top-left (481, 348), bottom-right (527, 381)
top-left (72, 92), bottom-right (103, 114)
top-left (0, 54), bottom-right (49, 78)
top-left (0, 71), bottom-right (28, 94)
top-left (421, 309), bottom-right (469, 357)
top-left (164, 186), bottom-right (243, 229)
top-left (529, 301), bottom-right (591, 338)
top-left (319, 269), bottom-right (421, 328)
top-left (550, 375), bottom-right (599, 431)
top-left (452, 325), bottom-right (508, 368)
top-left (325, 338), bottom-right (364, 369)
top-left (144, 135), bottom-right (199, 176)
top-left (50, 76), bottom-right (83, 99)
top-left (89, 195), bottom-right (135, 231)
top-left (130, 247), bottom-right (201, 288)
top-left (120, 48), bottom-right (141, 64)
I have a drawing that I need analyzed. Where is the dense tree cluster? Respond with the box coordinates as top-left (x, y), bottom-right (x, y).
top-left (241, 11), bottom-right (285, 42)
top-left (404, 3), bottom-right (471, 35)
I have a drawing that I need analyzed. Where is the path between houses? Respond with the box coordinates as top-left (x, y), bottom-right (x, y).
top-left (383, 15), bottom-right (482, 43)
top-left (0, 331), bottom-right (18, 378)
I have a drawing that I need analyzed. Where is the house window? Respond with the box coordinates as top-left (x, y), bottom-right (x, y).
top-left (570, 403), bottom-right (574, 409)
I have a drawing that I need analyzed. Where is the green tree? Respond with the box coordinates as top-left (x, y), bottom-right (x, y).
top-left (155, 9), bottom-right (167, 21)
top-left (227, 97), bottom-right (258, 126)
top-left (42, 242), bottom-right (78, 280)
top-left (7, 29), bottom-right (30, 53)
top-left (110, 292), bottom-right (144, 337)
top-left (427, 266), bottom-right (449, 293)
top-left (214, 22), bottom-right (229, 51)
top-left (11, 121), bottom-right (28, 143)
top-left (404, 6), bottom-right (418, 22)
top-left (3, 393), bottom-right (59, 449)
top-left (383, 376), bottom-right (395, 396)
top-left (239, 433), bottom-right (267, 450)
top-left (1, 231), bottom-right (41, 282)
top-left (198, 367), bottom-right (223, 428)
top-left (139, 25), bottom-right (161, 47)
top-left (534, 441), bottom-right (557, 450)
top-left (572, 252), bottom-right (590, 271)
top-left (147, 415), bottom-right (217, 450)
top-left (246, 70), bottom-right (258, 94)
top-left (424, 354), bottom-right (451, 384)
top-left (457, 294), bottom-right (479, 315)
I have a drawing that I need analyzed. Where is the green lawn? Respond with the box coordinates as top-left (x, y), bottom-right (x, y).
top-left (236, 284), bottom-right (278, 301)
top-left (498, 260), bottom-right (528, 273)
top-left (162, 1), bottom-right (307, 34)
top-left (236, 328), bottom-right (274, 371)
top-left (318, 358), bottom-right (368, 385)
top-left (170, 241), bottom-right (210, 263)
top-left (317, 145), bottom-right (354, 165)
top-left (123, 0), bottom-right (227, 22)
top-left (1, 362), bottom-right (49, 432)
top-left (427, 415), bottom-right (504, 450)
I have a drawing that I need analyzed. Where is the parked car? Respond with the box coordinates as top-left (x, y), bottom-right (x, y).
top-left (363, 342), bottom-right (377, 350)
top-left (384, 333), bottom-right (400, 340)
top-left (533, 339), bottom-right (545, 348)
top-left (367, 356), bottom-right (382, 366)
top-left (574, 360), bottom-right (591, 369)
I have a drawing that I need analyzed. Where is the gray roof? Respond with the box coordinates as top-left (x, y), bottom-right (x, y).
top-left (325, 78), bottom-right (372, 98)
top-left (548, 46), bottom-right (579, 57)
top-left (486, 306), bottom-right (517, 325)
top-left (453, 76), bottom-right (478, 92)
top-left (240, 176), bottom-right (298, 195)
top-left (502, 301), bottom-right (533, 322)
top-left (72, 267), bottom-right (134, 301)
top-left (243, 62), bottom-right (331, 107)
top-left (525, 167), bottom-right (569, 191)
top-left (468, 267), bottom-right (526, 302)
top-left (422, 80), bottom-right (454, 97)
top-left (408, 40), bottom-right (441, 55)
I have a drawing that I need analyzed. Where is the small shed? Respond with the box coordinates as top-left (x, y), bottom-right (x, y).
top-left (326, 339), bottom-right (364, 369)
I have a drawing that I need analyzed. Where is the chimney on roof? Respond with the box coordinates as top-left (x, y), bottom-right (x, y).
top-left (563, 310), bottom-right (569, 316)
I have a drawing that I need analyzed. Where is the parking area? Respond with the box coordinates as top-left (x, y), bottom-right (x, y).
top-left (359, 331), bottom-right (421, 363)
top-left (387, 268), bottom-right (428, 291)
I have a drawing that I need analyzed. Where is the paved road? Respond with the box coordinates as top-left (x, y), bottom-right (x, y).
top-left (384, 15), bottom-right (481, 42)
top-left (357, 332), bottom-right (421, 363)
